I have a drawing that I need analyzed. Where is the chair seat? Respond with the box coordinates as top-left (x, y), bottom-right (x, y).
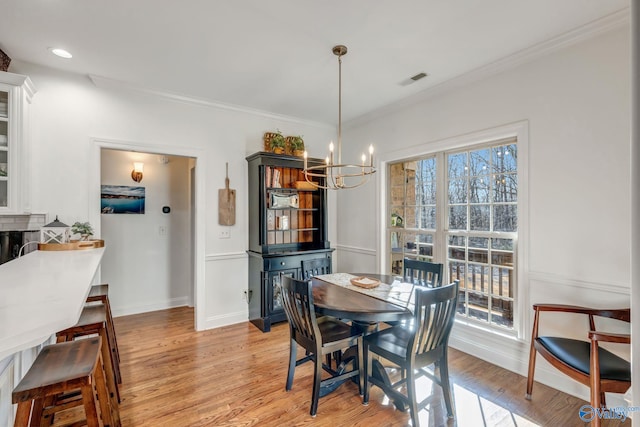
top-left (318, 317), bottom-right (358, 345)
top-left (364, 326), bottom-right (413, 359)
top-left (538, 337), bottom-right (630, 382)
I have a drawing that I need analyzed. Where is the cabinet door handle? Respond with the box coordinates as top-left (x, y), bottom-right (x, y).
top-left (280, 261), bottom-right (285, 266)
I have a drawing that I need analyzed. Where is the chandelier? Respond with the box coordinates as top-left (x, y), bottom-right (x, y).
top-left (303, 45), bottom-right (376, 189)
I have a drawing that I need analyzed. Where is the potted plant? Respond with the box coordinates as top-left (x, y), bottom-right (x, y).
top-left (270, 130), bottom-right (286, 154)
top-left (289, 135), bottom-right (305, 157)
top-left (71, 221), bottom-right (94, 241)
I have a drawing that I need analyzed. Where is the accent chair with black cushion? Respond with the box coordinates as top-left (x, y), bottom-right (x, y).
top-left (526, 304), bottom-right (630, 427)
top-left (363, 280), bottom-right (459, 427)
top-left (281, 276), bottom-right (363, 417)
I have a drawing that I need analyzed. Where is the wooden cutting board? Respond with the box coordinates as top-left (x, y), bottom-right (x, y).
top-left (218, 163), bottom-right (236, 226)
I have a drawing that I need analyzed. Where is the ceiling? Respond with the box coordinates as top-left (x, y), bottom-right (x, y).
top-left (0, 1), bottom-right (630, 125)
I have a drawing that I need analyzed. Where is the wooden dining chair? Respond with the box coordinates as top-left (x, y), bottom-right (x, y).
top-left (301, 257), bottom-right (331, 280)
top-left (526, 304), bottom-right (630, 427)
top-left (403, 258), bottom-right (443, 287)
top-left (281, 276), bottom-right (363, 417)
top-left (363, 280), bottom-right (459, 427)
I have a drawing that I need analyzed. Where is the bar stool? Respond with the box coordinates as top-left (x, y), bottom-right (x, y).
top-left (12, 337), bottom-right (118, 427)
top-left (86, 284), bottom-right (121, 383)
top-left (56, 304), bottom-right (121, 408)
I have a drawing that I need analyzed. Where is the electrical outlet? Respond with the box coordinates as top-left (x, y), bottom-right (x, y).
top-left (219, 230), bottom-right (230, 239)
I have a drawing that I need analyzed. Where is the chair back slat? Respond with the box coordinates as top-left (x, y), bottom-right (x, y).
top-left (281, 276), bottom-right (321, 349)
top-left (403, 258), bottom-right (443, 287)
top-left (301, 258), bottom-right (332, 280)
top-left (410, 281), bottom-right (459, 358)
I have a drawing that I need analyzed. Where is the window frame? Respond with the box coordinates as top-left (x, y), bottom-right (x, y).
top-left (378, 121), bottom-right (529, 339)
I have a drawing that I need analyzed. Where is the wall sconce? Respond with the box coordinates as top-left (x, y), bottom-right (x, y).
top-left (131, 162), bottom-right (144, 183)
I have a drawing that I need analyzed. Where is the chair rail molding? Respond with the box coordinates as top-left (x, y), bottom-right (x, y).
top-left (205, 251), bottom-right (248, 262)
top-left (528, 270), bottom-right (630, 296)
top-left (335, 244), bottom-right (376, 257)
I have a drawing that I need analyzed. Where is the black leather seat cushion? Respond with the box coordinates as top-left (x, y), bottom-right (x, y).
top-left (538, 337), bottom-right (630, 382)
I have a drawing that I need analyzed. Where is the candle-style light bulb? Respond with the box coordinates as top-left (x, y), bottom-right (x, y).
top-left (369, 144), bottom-right (374, 167)
top-left (303, 151), bottom-right (308, 170)
top-left (361, 153), bottom-right (366, 165)
top-left (329, 141), bottom-right (334, 165)
top-left (325, 156), bottom-right (330, 165)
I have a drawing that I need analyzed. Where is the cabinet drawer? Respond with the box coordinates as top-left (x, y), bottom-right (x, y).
top-left (266, 257), bottom-right (300, 271)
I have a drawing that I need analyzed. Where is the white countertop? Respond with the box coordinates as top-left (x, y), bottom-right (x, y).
top-left (0, 247), bottom-right (105, 362)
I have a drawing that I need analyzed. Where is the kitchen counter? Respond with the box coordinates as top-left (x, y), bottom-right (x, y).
top-left (0, 247), bottom-right (105, 362)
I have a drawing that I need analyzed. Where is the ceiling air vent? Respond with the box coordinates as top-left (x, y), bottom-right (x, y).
top-left (411, 72), bottom-right (428, 81)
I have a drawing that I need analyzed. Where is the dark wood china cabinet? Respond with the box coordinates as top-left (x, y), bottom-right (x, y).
top-left (246, 152), bottom-right (333, 332)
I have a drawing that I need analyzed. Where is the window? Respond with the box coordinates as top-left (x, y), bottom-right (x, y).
top-left (387, 137), bottom-right (519, 331)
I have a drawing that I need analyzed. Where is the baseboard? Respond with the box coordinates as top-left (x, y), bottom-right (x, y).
top-left (112, 296), bottom-right (190, 317)
top-left (204, 310), bottom-right (248, 329)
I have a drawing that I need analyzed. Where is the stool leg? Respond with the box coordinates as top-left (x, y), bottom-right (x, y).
top-left (94, 351), bottom-right (119, 427)
top-left (104, 298), bottom-right (121, 368)
top-left (100, 327), bottom-right (121, 405)
top-left (80, 383), bottom-right (100, 427)
top-left (13, 401), bottom-right (32, 427)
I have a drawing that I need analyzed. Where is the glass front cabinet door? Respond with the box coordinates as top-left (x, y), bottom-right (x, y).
top-left (0, 72), bottom-right (36, 213)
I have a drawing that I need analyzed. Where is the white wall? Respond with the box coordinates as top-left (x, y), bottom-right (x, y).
top-left (100, 150), bottom-right (192, 316)
top-left (337, 26), bottom-right (631, 402)
top-left (7, 60), bottom-right (337, 329)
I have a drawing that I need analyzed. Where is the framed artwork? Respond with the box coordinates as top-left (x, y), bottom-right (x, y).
top-left (101, 185), bottom-right (145, 214)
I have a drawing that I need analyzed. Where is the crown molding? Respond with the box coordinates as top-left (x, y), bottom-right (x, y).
top-left (346, 8), bottom-right (630, 129)
top-left (88, 74), bottom-right (333, 130)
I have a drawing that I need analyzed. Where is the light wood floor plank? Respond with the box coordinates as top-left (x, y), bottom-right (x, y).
top-left (112, 307), bottom-right (630, 427)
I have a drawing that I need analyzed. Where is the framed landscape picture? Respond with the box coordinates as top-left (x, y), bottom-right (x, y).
top-left (101, 185), bottom-right (145, 214)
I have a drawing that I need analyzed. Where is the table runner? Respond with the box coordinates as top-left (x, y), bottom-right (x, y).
top-left (314, 273), bottom-right (415, 310)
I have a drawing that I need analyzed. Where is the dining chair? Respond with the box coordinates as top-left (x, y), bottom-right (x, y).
top-left (363, 280), bottom-right (459, 427)
top-left (403, 258), bottom-right (443, 287)
top-left (526, 304), bottom-right (630, 427)
top-left (281, 276), bottom-right (363, 417)
top-left (301, 257), bottom-right (331, 280)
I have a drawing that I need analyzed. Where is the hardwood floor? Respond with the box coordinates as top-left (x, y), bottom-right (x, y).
top-left (113, 307), bottom-right (629, 427)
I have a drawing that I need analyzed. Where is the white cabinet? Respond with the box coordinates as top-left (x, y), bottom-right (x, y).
top-left (0, 72), bottom-right (36, 213)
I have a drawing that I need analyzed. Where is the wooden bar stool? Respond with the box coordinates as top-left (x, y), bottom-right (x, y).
top-left (56, 304), bottom-right (121, 412)
top-left (86, 284), bottom-right (121, 383)
top-left (12, 337), bottom-right (118, 427)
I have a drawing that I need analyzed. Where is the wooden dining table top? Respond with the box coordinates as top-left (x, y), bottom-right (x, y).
top-left (311, 273), bottom-right (414, 323)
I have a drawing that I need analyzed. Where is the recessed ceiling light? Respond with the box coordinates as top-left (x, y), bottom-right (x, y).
top-left (49, 48), bottom-right (72, 59)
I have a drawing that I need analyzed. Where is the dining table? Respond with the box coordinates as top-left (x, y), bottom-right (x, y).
top-left (309, 272), bottom-right (417, 409)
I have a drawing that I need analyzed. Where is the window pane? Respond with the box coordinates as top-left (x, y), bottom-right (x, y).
top-left (390, 185), bottom-right (405, 206)
top-left (411, 205), bottom-right (435, 230)
top-left (491, 266), bottom-right (513, 298)
top-left (491, 238), bottom-right (513, 251)
top-left (493, 174), bottom-right (517, 202)
top-left (491, 251), bottom-right (514, 267)
top-left (449, 206), bottom-right (467, 230)
top-left (390, 163), bottom-right (405, 186)
top-left (449, 246), bottom-right (465, 261)
top-left (448, 152), bottom-right (468, 178)
top-left (467, 264), bottom-right (489, 293)
top-left (469, 177), bottom-right (489, 203)
top-left (469, 148), bottom-right (490, 177)
top-left (492, 144), bottom-right (517, 173)
top-left (416, 181), bottom-right (436, 204)
top-left (493, 205), bottom-right (517, 231)
top-left (448, 261), bottom-right (466, 288)
top-left (449, 235), bottom-right (466, 247)
top-left (469, 237), bottom-right (488, 248)
top-left (468, 248), bottom-right (488, 264)
top-left (470, 205), bottom-right (490, 231)
top-left (492, 298), bottom-right (514, 328)
top-left (448, 179), bottom-right (467, 203)
top-left (467, 292), bottom-right (488, 322)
